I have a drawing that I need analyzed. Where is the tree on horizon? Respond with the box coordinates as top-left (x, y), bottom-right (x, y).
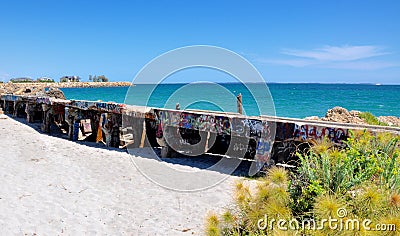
top-left (89, 75), bottom-right (109, 82)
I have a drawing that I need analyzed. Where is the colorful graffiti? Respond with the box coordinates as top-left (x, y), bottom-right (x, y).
top-left (214, 116), bottom-right (230, 135)
top-left (95, 102), bottom-right (125, 114)
top-left (231, 118), bottom-right (273, 139)
top-left (154, 109), bottom-right (275, 165)
top-left (1, 95), bottom-right (19, 102)
top-left (293, 124), bottom-right (348, 142)
top-left (69, 100), bottom-right (125, 114)
top-left (70, 100), bottom-right (96, 110)
top-left (156, 110), bottom-right (181, 127)
top-left (275, 122), bottom-right (295, 141)
top-left (155, 110), bottom-right (231, 135)
top-left (256, 138), bottom-right (271, 156)
top-left (36, 97), bottom-right (51, 105)
top-left (195, 114), bottom-right (216, 131)
top-left (0, 93), bottom-right (364, 171)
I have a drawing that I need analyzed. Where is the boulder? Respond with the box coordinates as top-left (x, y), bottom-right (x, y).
top-left (43, 87), bottom-right (66, 99)
top-left (304, 116), bottom-right (319, 121)
top-left (378, 116), bottom-right (400, 127)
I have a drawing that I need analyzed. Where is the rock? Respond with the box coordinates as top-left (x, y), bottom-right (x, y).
top-left (43, 87), bottom-right (66, 99)
top-left (321, 106), bottom-right (368, 125)
top-left (0, 82), bottom-right (132, 96)
top-left (378, 116), bottom-right (400, 127)
top-left (304, 116), bottom-right (319, 120)
top-left (305, 107), bottom-right (399, 127)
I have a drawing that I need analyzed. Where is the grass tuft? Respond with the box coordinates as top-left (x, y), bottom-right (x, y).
top-left (359, 112), bottom-right (389, 126)
top-left (205, 213), bottom-right (220, 236)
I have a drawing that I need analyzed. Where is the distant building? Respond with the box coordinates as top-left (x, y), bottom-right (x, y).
top-left (60, 76), bottom-right (80, 82)
top-left (10, 77), bottom-right (34, 83)
top-left (37, 77), bottom-right (54, 82)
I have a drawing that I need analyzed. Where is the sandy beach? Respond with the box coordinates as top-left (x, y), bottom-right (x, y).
top-left (0, 115), bottom-right (241, 235)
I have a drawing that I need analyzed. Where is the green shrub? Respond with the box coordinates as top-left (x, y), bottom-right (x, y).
top-left (359, 112), bottom-right (389, 126)
top-left (207, 131), bottom-right (400, 235)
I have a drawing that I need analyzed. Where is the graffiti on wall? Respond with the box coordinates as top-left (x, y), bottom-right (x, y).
top-left (1, 95), bottom-right (19, 102)
top-left (155, 110), bottom-right (231, 135)
top-left (275, 122), bottom-right (296, 141)
top-left (293, 124), bottom-right (348, 142)
top-left (36, 97), bottom-right (51, 105)
top-left (153, 109), bottom-right (275, 167)
top-left (230, 118), bottom-right (274, 167)
top-left (255, 138), bottom-right (272, 164)
top-left (95, 102), bottom-right (125, 114)
top-left (70, 100), bottom-right (96, 110)
top-left (231, 118), bottom-right (273, 139)
top-left (69, 100), bottom-right (125, 114)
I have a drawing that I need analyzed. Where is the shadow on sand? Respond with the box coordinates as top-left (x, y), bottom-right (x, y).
top-left (7, 114), bottom-right (254, 177)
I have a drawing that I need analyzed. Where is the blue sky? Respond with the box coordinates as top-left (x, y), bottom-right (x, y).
top-left (0, 0), bottom-right (399, 84)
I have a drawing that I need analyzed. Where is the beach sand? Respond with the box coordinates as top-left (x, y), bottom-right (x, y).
top-left (0, 115), bottom-right (242, 235)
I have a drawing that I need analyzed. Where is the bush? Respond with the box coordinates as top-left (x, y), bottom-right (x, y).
top-left (205, 167), bottom-right (295, 235)
top-left (207, 131), bottom-right (400, 235)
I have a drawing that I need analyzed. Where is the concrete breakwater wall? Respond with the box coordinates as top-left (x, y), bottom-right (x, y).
top-left (2, 94), bottom-right (400, 169)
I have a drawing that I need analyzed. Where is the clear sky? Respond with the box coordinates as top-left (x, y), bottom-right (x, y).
top-left (0, 0), bottom-right (399, 84)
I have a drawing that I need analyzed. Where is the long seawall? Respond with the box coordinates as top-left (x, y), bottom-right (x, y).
top-left (1, 94), bottom-right (399, 170)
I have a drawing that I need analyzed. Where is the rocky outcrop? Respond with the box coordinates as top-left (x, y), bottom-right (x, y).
top-left (45, 87), bottom-right (66, 99)
top-left (321, 107), bottom-right (368, 125)
top-left (0, 82), bottom-right (65, 99)
top-left (305, 106), bottom-right (399, 127)
top-left (35, 87), bottom-right (66, 99)
top-left (1, 83), bottom-right (44, 96)
top-left (0, 82), bottom-right (132, 97)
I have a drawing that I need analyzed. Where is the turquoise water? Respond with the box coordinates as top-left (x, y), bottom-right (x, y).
top-left (61, 83), bottom-right (400, 118)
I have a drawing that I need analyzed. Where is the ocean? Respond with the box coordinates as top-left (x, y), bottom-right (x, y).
top-left (60, 83), bottom-right (400, 119)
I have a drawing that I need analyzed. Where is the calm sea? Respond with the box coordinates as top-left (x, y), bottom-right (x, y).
top-left (61, 83), bottom-right (400, 119)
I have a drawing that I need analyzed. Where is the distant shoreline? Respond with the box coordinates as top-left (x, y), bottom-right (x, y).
top-left (0, 82), bottom-right (133, 97)
top-left (3, 81), bottom-right (399, 86)
top-left (8, 81), bottom-right (133, 88)
top-left (113, 82), bottom-right (400, 86)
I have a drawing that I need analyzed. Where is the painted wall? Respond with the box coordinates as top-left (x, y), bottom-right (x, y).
top-left (0, 94), bottom-right (362, 168)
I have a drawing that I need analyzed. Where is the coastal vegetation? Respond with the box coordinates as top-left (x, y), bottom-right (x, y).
top-left (360, 112), bottom-right (389, 126)
top-left (89, 75), bottom-right (109, 82)
top-left (206, 131), bottom-right (400, 235)
top-left (10, 77), bottom-right (34, 83)
top-left (6, 75), bottom-right (109, 83)
top-left (9, 77), bottom-right (55, 83)
top-left (60, 76), bottom-right (80, 82)
top-left (36, 77), bottom-right (55, 83)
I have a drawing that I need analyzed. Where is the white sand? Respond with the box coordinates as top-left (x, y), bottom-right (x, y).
top-left (0, 116), bottom-right (242, 235)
